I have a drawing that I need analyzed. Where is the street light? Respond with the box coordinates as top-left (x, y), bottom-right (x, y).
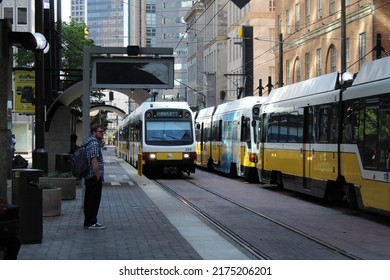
top-left (0, 19), bottom-right (50, 197)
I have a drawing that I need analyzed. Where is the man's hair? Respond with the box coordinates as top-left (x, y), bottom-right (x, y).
top-left (90, 124), bottom-right (104, 134)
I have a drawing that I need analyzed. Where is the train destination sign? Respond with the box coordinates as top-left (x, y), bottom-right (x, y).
top-left (153, 110), bottom-right (182, 118)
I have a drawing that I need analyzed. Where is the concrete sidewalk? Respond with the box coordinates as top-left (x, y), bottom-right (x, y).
top-left (10, 147), bottom-right (250, 260)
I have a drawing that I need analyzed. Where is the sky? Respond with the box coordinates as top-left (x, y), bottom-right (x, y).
top-left (61, 1), bottom-right (71, 22)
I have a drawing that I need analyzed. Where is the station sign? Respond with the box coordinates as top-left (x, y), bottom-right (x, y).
top-left (92, 57), bottom-right (174, 89)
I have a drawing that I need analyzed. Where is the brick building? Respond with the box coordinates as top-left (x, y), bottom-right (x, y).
top-left (275, 0), bottom-right (390, 86)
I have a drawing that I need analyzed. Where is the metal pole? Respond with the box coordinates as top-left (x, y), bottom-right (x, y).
top-left (0, 20), bottom-right (13, 198)
top-left (341, 0), bottom-right (346, 74)
top-left (278, 33), bottom-right (283, 88)
top-left (32, 0), bottom-right (48, 173)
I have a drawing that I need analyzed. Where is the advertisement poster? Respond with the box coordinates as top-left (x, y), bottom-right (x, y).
top-left (14, 69), bottom-right (35, 114)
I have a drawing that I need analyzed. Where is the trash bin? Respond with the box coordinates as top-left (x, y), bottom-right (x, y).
top-left (12, 168), bottom-right (43, 244)
top-left (55, 153), bottom-right (71, 172)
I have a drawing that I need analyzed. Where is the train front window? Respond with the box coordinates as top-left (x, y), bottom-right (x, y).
top-left (145, 121), bottom-right (193, 145)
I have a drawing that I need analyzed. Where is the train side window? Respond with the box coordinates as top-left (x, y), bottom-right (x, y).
top-left (287, 112), bottom-right (299, 142)
top-left (378, 96), bottom-right (390, 171)
top-left (267, 113), bottom-right (279, 142)
top-left (343, 101), bottom-right (360, 143)
top-left (362, 99), bottom-right (379, 169)
top-left (279, 114), bottom-right (288, 142)
top-left (318, 105), bottom-right (330, 143)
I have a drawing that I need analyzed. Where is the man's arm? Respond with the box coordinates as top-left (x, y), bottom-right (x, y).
top-left (91, 157), bottom-right (100, 180)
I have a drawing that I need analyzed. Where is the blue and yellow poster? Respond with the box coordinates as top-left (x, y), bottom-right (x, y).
top-left (14, 69), bottom-right (35, 114)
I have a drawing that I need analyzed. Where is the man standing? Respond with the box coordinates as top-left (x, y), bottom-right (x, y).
top-left (84, 124), bottom-right (106, 229)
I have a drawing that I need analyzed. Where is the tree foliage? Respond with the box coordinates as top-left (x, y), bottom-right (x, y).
top-left (61, 21), bottom-right (94, 72)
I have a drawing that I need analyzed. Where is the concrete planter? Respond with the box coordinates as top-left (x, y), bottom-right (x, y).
top-left (39, 177), bottom-right (77, 200)
top-left (42, 188), bottom-right (62, 217)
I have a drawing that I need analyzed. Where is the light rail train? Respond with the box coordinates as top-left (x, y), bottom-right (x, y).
top-left (195, 96), bottom-right (266, 181)
top-left (195, 56), bottom-right (390, 216)
top-left (118, 101), bottom-right (196, 176)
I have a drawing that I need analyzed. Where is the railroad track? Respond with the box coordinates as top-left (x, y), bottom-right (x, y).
top-left (154, 177), bottom-right (361, 260)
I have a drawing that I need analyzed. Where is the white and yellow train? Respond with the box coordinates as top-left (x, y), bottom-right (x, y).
top-left (196, 56), bottom-right (390, 216)
top-left (195, 96), bottom-right (266, 181)
top-left (118, 101), bottom-right (196, 176)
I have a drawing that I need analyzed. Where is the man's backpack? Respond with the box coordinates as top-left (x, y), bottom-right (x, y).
top-left (69, 141), bottom-right (90, 178)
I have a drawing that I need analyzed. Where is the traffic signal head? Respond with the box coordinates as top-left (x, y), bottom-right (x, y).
top-left (83, 27), bottom-right (89, 39)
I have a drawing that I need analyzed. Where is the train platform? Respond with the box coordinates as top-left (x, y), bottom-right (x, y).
top-left (7, 146), bottom-right (251, 260)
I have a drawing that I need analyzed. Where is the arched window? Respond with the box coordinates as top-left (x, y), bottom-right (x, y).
top-left (326, 45), bottom-right (337, 73)
top-left (293, 57), bottom-right (301, 83)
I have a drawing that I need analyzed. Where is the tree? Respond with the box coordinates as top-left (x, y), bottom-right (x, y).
top-left (61, 21), bottom-right (94, 77)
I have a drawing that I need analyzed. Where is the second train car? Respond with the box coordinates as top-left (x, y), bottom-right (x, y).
top-left (195, 96), bottom-right (266, 181)
top-left (119, 101), bottom-right (196, 176)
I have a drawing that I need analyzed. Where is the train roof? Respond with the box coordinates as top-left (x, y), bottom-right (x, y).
top-left (214, 96), bottom-right (265, 115)
top-left (265, 72), bottom-right (339, 105)
top-left (196, 106), bottom-right (216, 119)
top-left (343, 56), bottom-right (390, 100)
top-left (352, 56), bottom-right (390, 85)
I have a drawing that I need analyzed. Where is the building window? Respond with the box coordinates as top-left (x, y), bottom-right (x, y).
top-left (286, 60), bottom-right (290, 85)
top-left (305, 52), bottom-right (311, 80)
top-left (329, 0), bottom-right (336, 15)
top-left (295, 3), bottom-right (300, 31)
top-left (17, 7), bottom-right (28, 25)
top-left (294, 58), bottom-right (301, 83)
top-left (306, 0), bottom-right (311, 25)
top-left (316, 48), bottom-right (322, 76)
top-left (317, 0), bottom-right (323, 19)
top-left (331, 45), bottom-right (337, 72)
top-left (286, 9), bottom-right (290, 34)
top-left (359, 32), bottom-right (366, 68)
top-left (278, 15), bottom-right (282, 34)
top-left (269, 1), bottom-right (275, 11)
top-left (4, 7), bottom-right (13, 24)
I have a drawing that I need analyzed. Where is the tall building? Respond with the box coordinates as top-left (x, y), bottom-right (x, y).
top-left (184, 2), bottom-right (205, 107)
top-left (227, 0), bottom-right (275, 99)
top-left (274, 0), bottom-right (390, 86)
top-left (184, 0), bottom-right (276, 107)
top-left (71, 0), bottom-right (86, 23)
top-left (82, 0), bottom-right (131, 47)
top-left (154, 0), bottom-right (193, 102)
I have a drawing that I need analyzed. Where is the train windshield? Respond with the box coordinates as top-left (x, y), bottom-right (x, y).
top-left (145, 121), bottom-right (193, 145)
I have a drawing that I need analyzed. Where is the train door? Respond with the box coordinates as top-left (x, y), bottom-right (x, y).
top-left (257, 113), bottom-right (265, 182)
top-left (195, 122), bottom-right (202, 164)
top-left (221, 113), bottom-right (235, 175)
top-left (303, 106), bottom-right (314, 189)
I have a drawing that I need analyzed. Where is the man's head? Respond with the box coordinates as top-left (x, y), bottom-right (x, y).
top-left (91, 124), bottom-right (105, 140)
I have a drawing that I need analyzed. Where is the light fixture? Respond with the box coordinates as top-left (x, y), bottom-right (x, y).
top-left (10, 31), bottom-right (50, 53)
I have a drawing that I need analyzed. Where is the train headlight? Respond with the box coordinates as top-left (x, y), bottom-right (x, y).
top-left (183, 153), bottom-right (190, 159)
top-left (149, 153), bottom-right (156, 159)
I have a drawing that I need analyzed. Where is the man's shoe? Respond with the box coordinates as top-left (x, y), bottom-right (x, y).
top-left (87, 223), bottom-right (106, 229)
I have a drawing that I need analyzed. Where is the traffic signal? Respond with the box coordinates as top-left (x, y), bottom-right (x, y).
top-left (83, 27), bottom-right (89, 39)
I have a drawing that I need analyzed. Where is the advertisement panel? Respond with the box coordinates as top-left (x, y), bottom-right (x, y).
top-left (14, 69), bottom-right (35, 114)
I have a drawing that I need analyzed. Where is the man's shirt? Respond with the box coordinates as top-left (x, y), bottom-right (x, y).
top-left (85, 136), bottom-right (104, 181)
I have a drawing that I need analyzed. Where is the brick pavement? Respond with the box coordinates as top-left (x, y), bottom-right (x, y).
top-left (14, 147), bottom-right (250, 260)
